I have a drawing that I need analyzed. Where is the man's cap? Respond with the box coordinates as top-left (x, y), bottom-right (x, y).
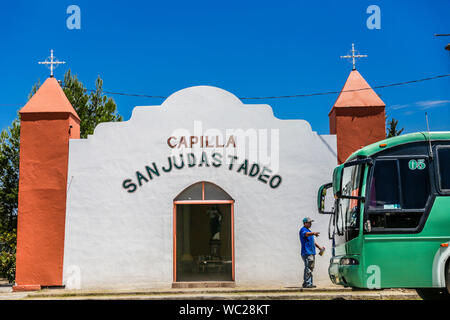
top-left (303, 217), bottom-right (314, 223)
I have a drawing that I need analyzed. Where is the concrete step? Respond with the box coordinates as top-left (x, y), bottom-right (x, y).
top-left (172, 281), bottom-right (236, 288)
top-left (27, 286), bottom-right (349, 298)
top-left (24, 287), bottom-right (419, 300)
top-left (25, 291), bottom-right (420, 300)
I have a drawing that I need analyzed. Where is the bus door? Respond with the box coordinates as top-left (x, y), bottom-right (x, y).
top-left (363, 156), bottom-right (433, 287)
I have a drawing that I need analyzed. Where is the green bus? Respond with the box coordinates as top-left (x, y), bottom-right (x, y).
top-left (317, 132), bottom-right (450, 300)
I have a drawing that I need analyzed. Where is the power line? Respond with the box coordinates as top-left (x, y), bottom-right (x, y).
top-left (64, 73), bottom-right (450, 101)
top-left (5, 73), bottom-right (449, 109)
top-left (82, 90), bottom-right (167, 99)
top-left (241, 73), bottom-right (450, 100)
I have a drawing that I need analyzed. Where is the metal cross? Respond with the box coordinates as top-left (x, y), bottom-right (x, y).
top-left (38, 49), bottom-right (66, 77)
top-left (340, 43), bottom-right (367, 70)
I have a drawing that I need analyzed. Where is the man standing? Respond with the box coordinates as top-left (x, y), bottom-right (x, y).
top-left (299, 217), bottom-right (324, 288)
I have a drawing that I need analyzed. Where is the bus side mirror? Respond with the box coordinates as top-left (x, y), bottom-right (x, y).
top-left (317, 183), bottom-right (334, 214)
top-left (332, 165), bottom-right (344, 197)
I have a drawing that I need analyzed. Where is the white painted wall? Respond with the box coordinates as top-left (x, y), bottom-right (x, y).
top-left (63, 86), bottom-right (337, 289)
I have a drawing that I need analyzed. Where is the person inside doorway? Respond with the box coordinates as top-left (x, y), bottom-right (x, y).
top-left (207, 205), bottom-right (223, 260)
top-left (299, 217), bottom-right (325, 288)
top-left (207, 205), bottom-right (223, 241)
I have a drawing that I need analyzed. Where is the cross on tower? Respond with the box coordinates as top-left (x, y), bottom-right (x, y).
top-left (38, 50), bottom-right (66, 77)
top-left (340, 43), bottom-right (367, 70)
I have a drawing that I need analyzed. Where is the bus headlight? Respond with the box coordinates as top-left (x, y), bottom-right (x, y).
top-left (331, 257), bottom-right (340, 264)
top-left (340, 258), bottom-right (359, 265)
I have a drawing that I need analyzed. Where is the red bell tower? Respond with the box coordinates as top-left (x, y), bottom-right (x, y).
top-left (14, 77), bottom-right (80, 291)
top-left (329, 69), bottom-right (386, 164)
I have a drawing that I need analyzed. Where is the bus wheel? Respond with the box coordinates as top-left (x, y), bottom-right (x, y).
top-left (416, 288), bottom-right (450, 300)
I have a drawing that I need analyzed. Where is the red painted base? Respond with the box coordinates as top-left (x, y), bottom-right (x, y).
top-left (13, 284), bottom-right (41, 292)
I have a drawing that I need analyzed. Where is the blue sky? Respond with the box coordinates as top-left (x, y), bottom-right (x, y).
top-left (1, 0), bottom-right (449, 134)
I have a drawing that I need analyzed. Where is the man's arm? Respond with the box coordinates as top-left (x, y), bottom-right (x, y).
top-left (305, 232), bottom-right (319, 237)
top-left (315, 241), bottom-right (324, 250)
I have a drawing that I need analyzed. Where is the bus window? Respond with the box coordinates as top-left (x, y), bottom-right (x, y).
top-left (437, 147), bottom-right (450, 191)
top-left (339, 164), bottom-right (362, 240)
top-left (366, 158), bottom-right (431, 231)
top-left (368, 160), bottom-right (400, 210)
top-left (399, 158), bottom-right (430, 209)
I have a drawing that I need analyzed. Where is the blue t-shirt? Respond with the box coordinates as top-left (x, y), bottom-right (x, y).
top-left (300, 226), bottom-right (316, 256)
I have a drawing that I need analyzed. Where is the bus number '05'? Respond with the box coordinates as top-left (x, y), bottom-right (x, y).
top-left (408, 159), bottom-right (426, 170)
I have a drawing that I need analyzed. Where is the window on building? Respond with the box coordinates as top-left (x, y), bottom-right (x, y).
top-left (174, 182), bottom-right (233, 201)
top-left (174, 182), bottom-right (202, 200)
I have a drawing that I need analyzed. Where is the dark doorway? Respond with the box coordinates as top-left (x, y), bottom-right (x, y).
top-left (173, 181), bottom-right (234, 282)
top-left (175, 204), bottom-right (232, 281)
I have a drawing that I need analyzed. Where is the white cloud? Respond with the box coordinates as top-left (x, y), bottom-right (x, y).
top-left (390, 104), bottom-right (410, 110)
top-left (415, 100), bottom-right (450, 109)
top-left (388, 99), bottom-right (450, 114)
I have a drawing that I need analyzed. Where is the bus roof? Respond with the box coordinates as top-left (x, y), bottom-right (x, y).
top-left (346, 131), bottom-right (450, 162)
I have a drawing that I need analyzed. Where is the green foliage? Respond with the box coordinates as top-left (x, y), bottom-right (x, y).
top-left (63, 70), bottom-right (122, 138)
top-left (28, 80), bottom-right (41, 101)
top-left (0, 119), bottom-right (20, 233)
top-left (0, 229), bottom-right (16, 283)
top-left (386, 117), bottom-right (404, 138)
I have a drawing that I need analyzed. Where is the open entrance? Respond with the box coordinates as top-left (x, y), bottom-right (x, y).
top-left (173, 182), bottom-right (234, 282)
